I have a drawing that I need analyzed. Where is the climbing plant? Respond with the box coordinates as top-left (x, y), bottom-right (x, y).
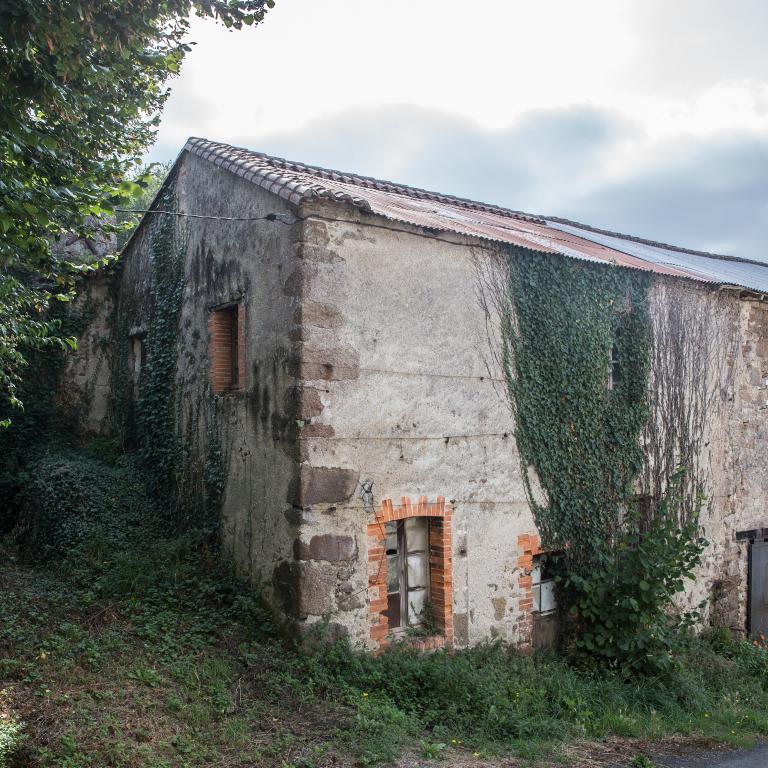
top-left (134, 178), bottom-right (187, 503)
top-left (499, 247), bottom-right (652, 566)
top-left (0, 292), bottom-right (94, 530)
top-left (568, 471), bottom-right (706, 675)
top-left (111, 174), bottom-right (223, 533)
top-left (639, 282), bottom-right (738, 527)
top-left (0, 0), bottom-right (274, 414)
top-left (476, 246), bottom-right (708, 673)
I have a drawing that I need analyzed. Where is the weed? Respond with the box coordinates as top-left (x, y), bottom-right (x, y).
top-left (420, 739), bottom-right (448, 759)
top-left (0, 717), bottom-right (23, 768)
top-left (127, 667), bottom-right (162, 687)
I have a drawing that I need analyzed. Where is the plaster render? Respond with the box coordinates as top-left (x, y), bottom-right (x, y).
top-left (289, 202), bottom-right (535, 647)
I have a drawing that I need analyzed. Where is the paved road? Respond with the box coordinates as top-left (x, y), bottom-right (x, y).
top-left (656, 743), bottom-right (768, 768)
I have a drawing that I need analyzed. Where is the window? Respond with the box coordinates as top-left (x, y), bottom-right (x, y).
top-left (368, 496), bottom-right (453, 646)
top-left (209, 303), bottom-right (244, 393)
top-left (385, 517), bottom-right (430, 629)
top-left (129, 333), bottom-right (146, 398)
top-left (607, 342), bottom-right (621, 390)
top-left (531, 553), bottom-right (558, 650)
top-left (531, 556), bottom-right (556, 617)
top-left (634, 494), bottom-right (656, 534)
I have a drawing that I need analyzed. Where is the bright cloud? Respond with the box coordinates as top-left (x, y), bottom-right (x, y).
top-left (147, 0), bottom-right (768, 261)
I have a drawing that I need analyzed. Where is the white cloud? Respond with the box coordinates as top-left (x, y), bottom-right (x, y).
top-left (146, 1), bottom-right (768, 260)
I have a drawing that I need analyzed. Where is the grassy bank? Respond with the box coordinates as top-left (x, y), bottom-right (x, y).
top-left (2, 528), bottom-right (768, 768)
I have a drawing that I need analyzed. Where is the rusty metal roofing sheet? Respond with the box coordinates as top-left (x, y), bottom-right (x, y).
top-left (183, 137), bottom-right (768, 294)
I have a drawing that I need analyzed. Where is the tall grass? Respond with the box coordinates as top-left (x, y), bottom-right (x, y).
top-left (278, 628), bottom-right (768, 763)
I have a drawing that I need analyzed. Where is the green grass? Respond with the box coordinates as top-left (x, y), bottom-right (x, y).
top-left (2, 531), bottom-right (768, 767)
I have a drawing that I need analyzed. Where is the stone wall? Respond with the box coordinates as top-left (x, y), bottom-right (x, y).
top-left (285, 200), bottom-right (535, 648)
top-left (285, 205), bottom-right (768, 647)
top-left (56, 272), bottom-right (114, 436)
top-left (707, 296), bottom-right (768, 633)
top-left (644, 279), bottom-right (768, 636)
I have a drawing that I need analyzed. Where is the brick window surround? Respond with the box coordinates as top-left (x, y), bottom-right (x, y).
top-left (208, 303), bottom-right (245, 394)
top-left (368, 496), bottom-right (453, 649)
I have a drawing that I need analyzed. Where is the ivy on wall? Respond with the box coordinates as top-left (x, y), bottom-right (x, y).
top-left (3, 170), bottom-right (225, 546)
top-left (500, 247), bottom-right (652, 569)
top-left (112, 174), bottom-right (223, 532)
top-left (136, 179), bottom-right (187, 499)
top-left (488, 246), bottom-right (711, 672)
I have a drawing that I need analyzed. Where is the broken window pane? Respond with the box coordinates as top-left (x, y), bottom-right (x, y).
top-left (407, 552), bottom-right (429, 590)
top-left (385, 521), bottom-right (398, 555)
top-left (387, 555), bottom-right (400, 593)
top-left (381, 517), bottom-right (433, 631)
top-left (408, 587), bottom-right (427, 625)
top-left (387, 592), bottom-right (401, 629)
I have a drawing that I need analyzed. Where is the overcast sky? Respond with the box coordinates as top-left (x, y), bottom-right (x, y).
top-left (148, 0), bottom-right (768, 261)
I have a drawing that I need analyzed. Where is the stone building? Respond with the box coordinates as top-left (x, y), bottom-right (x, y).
top-left (64, 137), bottom-right (768, 650)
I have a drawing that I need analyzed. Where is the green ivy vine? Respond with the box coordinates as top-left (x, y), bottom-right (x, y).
top-left (501, 247), bottom-right (652, 570)
top-left (135, 178), bottom-right (187, 501)
top-left (0, 291), bottom-right (95, 529)
top-left (499, 249), bottom-right (711, 672)
top-left (111, 174), bottom-right (222, 532)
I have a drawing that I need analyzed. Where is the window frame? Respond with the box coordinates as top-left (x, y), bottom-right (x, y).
top-left (531, 554), bottom-right (557, 617)
top-left (368, 497), bottom-right (454, 647)
top-left (208, 301), bottom-right (244, 394)
top-left (607, 341), bottom-right (621, 391)
top-left (385, 517), bottom-right (431, 631)
top-left (128, 331), bottom-right (147, 398)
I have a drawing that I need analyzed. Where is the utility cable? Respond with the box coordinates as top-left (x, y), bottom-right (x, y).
top-left (114, 208), bottom-right (298, 224)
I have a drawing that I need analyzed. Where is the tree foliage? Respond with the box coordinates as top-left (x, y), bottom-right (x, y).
top-left (115, 161), bottom-right (172, 249)
top-left (0, 0), bottom-right (274, 415)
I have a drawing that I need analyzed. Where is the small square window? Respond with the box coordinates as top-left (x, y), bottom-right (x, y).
top-left (607, 342), bottom-right (621, 390)
top-left (209, 303), bottom-right (244, 393)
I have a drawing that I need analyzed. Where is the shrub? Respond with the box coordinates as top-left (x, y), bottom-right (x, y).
top-left (565, 487), bottom-right (706, 676)
top-left (10, 451), bottom-right (162, 562)
top-left (0, 718), bottom-right (23, 768)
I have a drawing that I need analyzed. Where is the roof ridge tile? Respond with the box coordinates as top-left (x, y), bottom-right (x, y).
top-left (183, 136), bottom-right (543, 223)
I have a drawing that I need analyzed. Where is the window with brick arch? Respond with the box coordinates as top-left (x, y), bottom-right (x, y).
top-left (208, 303), bottom-right (245, 393)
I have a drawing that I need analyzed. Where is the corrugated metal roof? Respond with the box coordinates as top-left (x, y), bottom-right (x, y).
top-left (184, 137), bottom-right (768, 294)
top-left (546, 220), bottom-right (768, 294)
